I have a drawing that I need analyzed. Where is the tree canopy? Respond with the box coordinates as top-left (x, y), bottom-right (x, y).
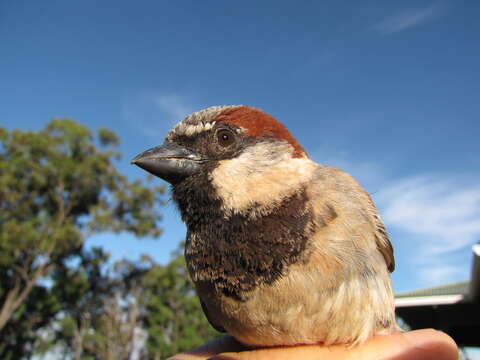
top-left (0, 119), bottom-right (162, 358)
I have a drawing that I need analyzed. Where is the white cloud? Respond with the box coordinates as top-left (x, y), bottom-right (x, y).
top-left (152, 94), bottom-right (195, 123)
top-left (376, 175), bottom-right (480, 285)
top-left (371, 3), bottom-right (445, 35)
top-left (122, 93), bottom-right (195, 139)
top-left (376, 176), bottom-right (480, 254)
top-left (417, 264), bottom-right (464, 285)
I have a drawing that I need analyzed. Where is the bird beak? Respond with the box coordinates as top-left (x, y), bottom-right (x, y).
top-left (131, 143), bottom-right (203, 185)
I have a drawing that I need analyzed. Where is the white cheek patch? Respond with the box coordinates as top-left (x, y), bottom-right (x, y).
top-left (210, 142), bottom-right (317, 216)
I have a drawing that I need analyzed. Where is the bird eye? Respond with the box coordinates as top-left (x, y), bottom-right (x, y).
top-left (216, 129), bottom-right (235, 147)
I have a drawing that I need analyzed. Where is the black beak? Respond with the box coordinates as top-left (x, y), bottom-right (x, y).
top-left (131, 143), bottom-right (203, 185)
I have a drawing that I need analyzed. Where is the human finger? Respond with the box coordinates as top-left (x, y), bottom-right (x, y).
top-left (211, 329), bottom-right (458, 360)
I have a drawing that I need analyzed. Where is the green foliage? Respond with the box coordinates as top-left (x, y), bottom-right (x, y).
top-left (142, 247), bottom-right (222, 359)
top-left (0, 283), bottom-right (60, 359)
top-left (49, 247), bottom-right (221, 360)
top-left (0, 119), bottom-right (165, 358)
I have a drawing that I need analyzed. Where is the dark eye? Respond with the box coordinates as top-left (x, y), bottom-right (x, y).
top-left (216, 129), bottom-right (235, 147)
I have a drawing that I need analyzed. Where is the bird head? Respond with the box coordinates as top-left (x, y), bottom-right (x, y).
top-left (132, 105), bottom-right (319, 221)
top-left (131, 105), bottom-right (308, 186)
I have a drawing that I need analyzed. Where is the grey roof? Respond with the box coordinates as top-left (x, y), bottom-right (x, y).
top-left (395, 281), bottom-right (469, 298)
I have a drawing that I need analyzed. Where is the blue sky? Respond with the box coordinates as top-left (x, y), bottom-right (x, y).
top-left (1, 0), bottom-right (479, 295)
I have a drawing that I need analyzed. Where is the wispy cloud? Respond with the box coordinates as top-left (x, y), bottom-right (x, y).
top-left (122, 93), bottom-right (195, 139)
top-left (376, 175), bottom-right (480, 284)
top-left (312, 148), bottom-right (479, 286)
top-left (377, 176), bottom-right (480, 254)
top-left (418, 264), bottom-right (465, 285)
top-left (152, 94), bottom-right (195, 123)
top-left (371, 3), bottom-right (446, 35)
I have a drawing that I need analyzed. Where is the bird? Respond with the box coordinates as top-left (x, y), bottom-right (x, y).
top-left (131, 105), bottom-right (397, 347)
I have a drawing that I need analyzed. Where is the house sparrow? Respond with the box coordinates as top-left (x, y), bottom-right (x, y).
top-left (132, 105), bottom-right (396, 347)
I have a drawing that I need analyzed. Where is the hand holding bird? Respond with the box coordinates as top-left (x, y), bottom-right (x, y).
top-left (169, 329), bottom-right (458, 360)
